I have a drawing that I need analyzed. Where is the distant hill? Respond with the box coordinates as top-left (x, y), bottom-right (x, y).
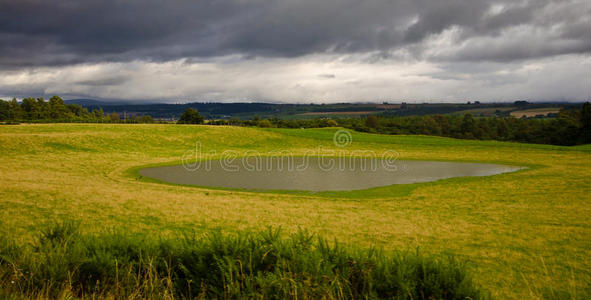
top-left (65, 99), bottom-right (143, 106)
top-left (65, 99), bottom-right (581, 120)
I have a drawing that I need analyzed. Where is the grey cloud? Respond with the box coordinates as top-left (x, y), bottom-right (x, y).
top-left (1, 0), bottom-right (591, 103)
top-left (75, 76), bottom-right (130, 87)
top-left (1, 0), bottom-right (590, 68)
top-left (402, 0), bottom-right (491, 43)
top-left (1, 53), bottom-right (590, 102)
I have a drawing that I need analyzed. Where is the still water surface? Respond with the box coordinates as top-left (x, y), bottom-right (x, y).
top-left (139, 157), bottom-right (521, 191)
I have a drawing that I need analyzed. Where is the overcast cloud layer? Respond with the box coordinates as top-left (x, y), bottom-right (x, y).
top-left (1, 0), bottom-right (590, 102)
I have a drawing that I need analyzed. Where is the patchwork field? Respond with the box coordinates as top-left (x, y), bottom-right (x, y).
top-left (453, 106), bottom-right (516, 116)
top-left (510, 108), bottom-right (561, 118)
top-left (297, 111), bottom-right (378, 116)
top-left (1, 124), bottom-right (590, 298)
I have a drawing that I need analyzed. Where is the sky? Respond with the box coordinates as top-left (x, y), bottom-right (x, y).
top-left (1, 0), bottom-right (590, 103)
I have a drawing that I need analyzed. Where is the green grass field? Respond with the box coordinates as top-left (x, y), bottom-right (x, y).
top-left (1, 124), bottom-right (590, 299)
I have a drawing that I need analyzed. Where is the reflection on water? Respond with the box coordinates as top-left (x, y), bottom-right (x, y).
top-left (139, 157), bottom-right (522, 192)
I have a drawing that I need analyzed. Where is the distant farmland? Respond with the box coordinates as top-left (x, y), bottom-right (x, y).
top-left (298, 110), bottom-right (378, 116)
top-left (510, 107), bottom-right (561, 118)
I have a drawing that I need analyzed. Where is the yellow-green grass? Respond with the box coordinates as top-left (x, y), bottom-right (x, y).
top-left (1, 124), bottom-right (590, 299)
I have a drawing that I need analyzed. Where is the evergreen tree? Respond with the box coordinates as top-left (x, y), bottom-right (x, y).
top-left (7, 98), bottom-right (23, 120)
top-left (67, 104), bottom-right (90, 118)
top-left (36, 98), bottom-right (49, 119)
top-left (581, 102), bottom-right (591, 143)
top-left (48, 96), bottom-right (70, 119)
top-left (0, 99), bottom-right (9, 121)
top-left (92, 108), bottom-right (105, 120)
top-left (21, 97), bottom-right (39, 120)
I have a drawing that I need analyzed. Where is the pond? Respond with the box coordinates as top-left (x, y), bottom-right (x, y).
top-left (139, 157), bottom-right (522, 192)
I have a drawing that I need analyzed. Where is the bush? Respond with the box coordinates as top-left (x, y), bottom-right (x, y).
top-left (257, 119), bottom-right (273, 128)
top-left (366, 115), bottom-right (379, 129)
top-left (0, 223), bottom-right (487, 299)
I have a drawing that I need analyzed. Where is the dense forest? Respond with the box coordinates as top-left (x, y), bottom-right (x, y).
top-left (2, 96), bottom-right (590, 146)
top-left (0, 96), bottom-right (155, 123)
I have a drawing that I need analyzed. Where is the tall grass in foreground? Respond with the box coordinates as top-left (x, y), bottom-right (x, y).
top-left (0, 222), bottom-right (486, 299)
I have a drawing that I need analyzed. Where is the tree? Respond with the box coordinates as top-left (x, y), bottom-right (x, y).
top-left (177, 108), bottom-right (204, 124)
top-left (495, 118), bottom-right (510, 140)
top-left (36, 98), bottom-right (49, 119)
top-left (109, 112), bottom-right (120, 122)
top-left (7, 98), bottom-right (23, 120)
top-left (67, 104), bottom-right (90, 118)
top-left (92, 108), bottom-right (105, 120)
top-left (48, 96), bottom-right (70, 119)
top-left (581, 102), bottom-right (591, 143)
top-left (0, 99), bottom-right (8, 120)
top-left (136, 115), bottom-right (154, 123)
top-left (257, 119), bottom-right (273, 128)
top-left (513, 119), bottom-right (533, 142)
top-left (475, 119), bottom-right (490, 139)
top-left (325, 119), bottom-right (338, 127)
top-left (365, 115), bottom-right (378, 129)
top-left (21, 97), bottom-right (40, 120)
top-left (421, 116), bottom-right (441, 135)
top-left (547, 114), bottom-right (580, 145)
top-left (460, 113), bottom-right (476, 138)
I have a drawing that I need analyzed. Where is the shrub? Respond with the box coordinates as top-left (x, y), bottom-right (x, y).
top-left (366, 115), bottom-right (379, 129)
top-left (257, 119), bottom-right (273, 128)
top-left (0, 224), bottom-right (487, 299)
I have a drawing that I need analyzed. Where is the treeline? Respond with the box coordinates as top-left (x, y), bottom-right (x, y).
top-left (0, 96), bottom-right (155, 123)
top-left (210, 103), bottom-right (591, 146)
top-left (3, 95), bottom-right (590, 146)
top-left (347, 106), bottom-right (591, 146)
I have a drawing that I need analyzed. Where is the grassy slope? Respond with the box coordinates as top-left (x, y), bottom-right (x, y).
top-left (0, 124), bottom-right (590, 299)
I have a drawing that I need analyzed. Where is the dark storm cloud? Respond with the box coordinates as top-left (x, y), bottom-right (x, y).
top-left (0, 0), bottom-right (255, 66)
top-left (0, 0), bottom-right (590, 67)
